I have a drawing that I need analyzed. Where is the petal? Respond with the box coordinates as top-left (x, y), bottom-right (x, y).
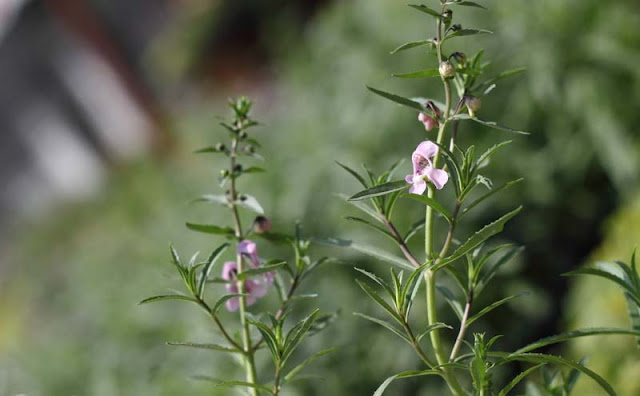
top-left (225, 282), bottom-right (238, 294)
top-left (248, 279), bottom-right (267, 298)
top-left (246, 295), bottom-right (257, 307)
top-left (264, 271), bottom-right (275, 286)
top-left (426, 167), bottom-right (449, 190)
top-left (238, 240), bottom-right (257, 256)
top-left (225, 298), bottom-right (239, 312)
top-left (405, 174), bottom-right (414, 184)
top-left (221, 261), bottom-right (237, 281)
top-left (418, 112), bottom-right (428, 123)
top-left (414, 141), bottom-right (438, 159)
top-left (409, 179), bottom-right (427, 195)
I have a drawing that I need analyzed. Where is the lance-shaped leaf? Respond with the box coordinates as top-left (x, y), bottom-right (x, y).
top-left (390, 39), bottom-right (435, 54)
top-left (237, 262), bottom-right (287, 281)
top-left (497, 363), bottom-right (546, 396)
top-left (473, 140), bottom-right (512, 173)
top-left (477, 68), bottom-right (526, 91)
top-left (453, 114), bottom-right (529, 135)
top-left (466, 292), bottom-right (527, 326)
top-left (356, 280), bottom-right (403, 324)
top-left (166, 341), bottom-right (240, 353)
top-left (349, 180), bottom-right (408, 201)
top-left (242, 166), bottom-right (266, 174)
top-left (336, 161), bottom-right (369, 188)
top-left (416, 323), bottom-right (453, 343)
top-left (495, 353), bottom-right (616, 396)
top-left (564, 262), bottom-right (640, 307)
top-left (514, 327), bottom-right (640, 354)
top-left (392, 68), bottom-right (440, 79)
top-left (212, 293), bottom-right (246, 314)
top-left (374, 369), bottom-right (443, 396)
top-left (191, 194), bottom-right (229, 206)
top-left (434, 206), bottom-right (522, 270)
top-left (461, 179), bottom-right (524, 218)
top-left (281, 310), bottom-right (320, 364)
top-left (138, 294), bottom-right (198, 305)
top-left (345, 216), bottom-right (395, 241)
top-left (194, 377), bottom-right (275, 395)
top-left (366, 86), bottom-right (424, 111)
top-left (198, 243), bottom-right (229, 298)
top-left (284, 348), bottom-right (337, 383)
top-left (314, 237), bottom-right (413, 270)
top-left (401, 194), bottom-right (452, 224)
top-left (354, 313), bottom-right (410, 344)
top-left (444, 28), bottom-right (493, 42)
top-left (336, 193), bottom-right (383, 223)
top-left (450, 1), bottom-right (487, 9)
top-left (236, 194), bottom-right (264, 215)
top-left (354, 267), bottom-right (394, 298)
top-left (408, 4), bottom-right (441, 18)
top-left (185, 223), bottom-right (235, 238)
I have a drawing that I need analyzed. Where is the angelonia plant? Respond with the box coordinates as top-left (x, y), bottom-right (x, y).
top-left (140, 98), bottom-right (334, 396)
top-left (327, 1), bottom-right (640, 395)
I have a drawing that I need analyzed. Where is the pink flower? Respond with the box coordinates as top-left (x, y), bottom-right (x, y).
top-left (418, 112), bottom-right (439, 131)
top-left (404, 141), bottom-right (449, 194)
top-left (222, 240), bottom-right (274, 312)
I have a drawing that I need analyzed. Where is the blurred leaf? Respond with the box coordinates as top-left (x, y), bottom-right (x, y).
top-left (392, 68), bottom-right (440, 79)
top-left (436, 285), bottom-right (464, 320)
top-left (416, 323), bottom-right (453, 343)
top-left (337, 193), bottom-right (383, 222)
top-left (349, 180), bottom-right (408, 201)
top-left (166, 341), bottom-right (240, 353)
top-left (514, 327), bottom-right (640, 354)
top-left (314, 237), bottom-right (414, 270)
top-left (390, 39), bottom-right (435, 54)
top-left (450, 1), bottom-right (487, 9)
top-left (453, 114), bottom-right (529, 135)
top-left (407, 4), bottom-right (441, 18)
top-left (237, 194), bottom-right (264, 215)
top-left (212, 294), bottom-right (245, 314)
top-left (498, 363), bottom-right (546, 396)
top-left (345, 216), bottom-right (395, 241)
top-left (354, 267), bottom-right (394, 298)
top-left (434, 206), bottom-right (522, 270)
top-left (477, 68), bottom-right (526, 91)
top-left (191, 194), bottom-right (228, 206)
top-left (237, 262), bottom-right (286, 280)
top-left (282, 310), bottom-right (320, 364)
top-left (138, 294), bottom-right (198, 305)
top-left (367, 86), bottom-right (424, 111)
top-left (185, 223), bottom-right (235, 238)
top-left (194, 377), bottom-right (274, 394)
top-left (284, 348), bottom-right (337, 383)
top-left (249, 319), bottom-right (281, 363)
top-left (466, 292), bottom-right (527, 326)
top-left (336, 161), bottom-right (369, 188)
top-left (460, 179), bottom-right (524, 218)
top-left (404, 219), bottom-right (425, 243)
top-left (353, 313), bottom-right (410, 344)
top-left (444, 28), bottom-right (493, 42)
top-left (374, 369), bottom-right (442, 396)
top-left (473, 141), bottom-right (512, 173)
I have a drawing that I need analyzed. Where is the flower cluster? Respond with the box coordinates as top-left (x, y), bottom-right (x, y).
top-left (222, 240), bottom-right (274, 312)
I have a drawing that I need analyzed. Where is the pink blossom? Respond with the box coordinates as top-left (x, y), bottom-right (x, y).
top-left (404, 141), bottom-right (449, 194)
top-left (221, 240), bottom-right (274, 312)
top-left (418, 112), bottom-right (439, 131)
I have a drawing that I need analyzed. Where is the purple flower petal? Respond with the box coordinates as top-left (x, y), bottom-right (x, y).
top-left (409, 178), bottom-right (427, 195)
top-left (221, 261), bottom-right (237, 281)
top-left (225, 297), bottom-right (240, 312)
top-left (414, 141), bottom-right (438, 161)
top-left (426, 167), bottom-right (449, 190)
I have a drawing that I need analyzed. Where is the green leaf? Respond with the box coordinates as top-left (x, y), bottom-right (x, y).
top-left (284, 348), bottom-right (337, 383)
top-left (166, 341), bottom-right (240, 353)
top-left (256, 231), bottom-right (294, 244)
top-left (354, 267), bottom-right (394, 298)
top-left (390, 39), bottom-right (435, 54)
top-left (401, 194), bottom-right (452, 223)
top-left (564, 264), bottom-right (640, 306)
top-left (475, 246), bottom-right (524, 295)
top-left (191, 194), bottom-right (228, 206)
top-left (451, 1), bottom-right (487, 9)
top-left (453, 114), bottom-right (529, 135)
top-left (366, 86), bottom-right (424, 111)
top-left (374, 369), bottom-right (442, 396)
top-left (314, 237), bottom-right (414, 270)
top-left (236, 194), bottom-right (264, 215)
top-left (473, 141), bottom-right (512, 173)
top-left (243, 166), bottom-right (266, 174)
top-left (336, 161), bottom-right (368, 188)
top-left (498, 363), bottom-right (546, 396)
top-left (345, 216), bottom-right (395, 241)
top-left (431, 141), bottom-right (463, 196)
top-left (392, 68), bottom-right (440, 79)
top-left (416, 323), bottom-right (453, 343)
top-left (138, 294), bottom-right (198, 305)
top-left (336, 193), bottom-right (384, 223)
top-left (282, 310), bottom-right (320, 364)
top-left (437, 286), bottom-right (464, 320)
top-left (461, 179), bottom-right (523, 218)
top-left (195, 378), bottom-right (275, 394)
top-left (478, 68), bottom-right (526, 90)
top-left (404, 219), bottom-right (425, 243)
top-left (444, 28), bottom-right (493, 42)
top-left (193, 146), bottom-right (223, 154)
top-left (408, 4), bottom-right (442, 18)
top-left (496, 353), bottom-right (616, 396)
top-left (249, 319), bottom-right (281, 363)
top-left (212, 294), bottom-right (245, 314)
top-left (466, 293), bottom-right (526, 326)
top-left (237, 262), bottom-right (286, 280)
top-left (354, 313), bottom-right (410, 344)
top-left (514, 327), bottom-right (640, 354)
top-left (198, 243), bottom-right (229, 298)
top-left (185, 223), bottom-right (235, 238)
top-left (349, 180), bottom-right (408, 201)
top-left (434, 207), bottom-right (522, 270)
top-left (356, 280), bottom-right (403, 324)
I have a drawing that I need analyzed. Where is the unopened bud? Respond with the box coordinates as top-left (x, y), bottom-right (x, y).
top-left (439, 61), bottom-right (455, 78)
top-left (450, 24), bottom-right (462, 32)
top-left (253, 216), bottom-right (272, 233)
top-left (215, 143), bottom-right (226, 152)
top-left (451, 52), bottom-right (466, 64)
top-left (442, 9), bottom-right (453, 26)
top-left (465, 96), bottom-right (482, 117)
top-left (425, 101), bottom-right (442, 117)
top-left (234, 164), bottom-right (243, 173)
top-left (418, 113), bottom-right (439, 131)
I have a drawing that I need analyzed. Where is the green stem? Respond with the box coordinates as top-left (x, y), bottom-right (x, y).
top-left (229, 135), bottom-right (259, 396)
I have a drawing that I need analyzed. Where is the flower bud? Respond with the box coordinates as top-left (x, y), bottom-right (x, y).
top-left (253, 216), bottom-right (272, 233)
top-left (425, 101), bottom-right (442, 117)
top-left (451, 52), bottom-right (466, 65)
top-left (215, 143), bottom-right (226, 152)
top-left (439, 61), bottom-right (455, 78)
top-left (234, 164), bottom-right (243, 173)
top-left (465, 96), bottom-right (482, 117)
top-left (418, 113), bottom-right (439, 131)
top-left (442, 9), bottom-right (453, 27)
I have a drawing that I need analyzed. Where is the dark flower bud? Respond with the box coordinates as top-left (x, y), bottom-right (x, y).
top-left (215, 143), bottom-right (226, 152)
top-left (425, 100), bottom-right (442, 117)
top-left (465, 96), bottom-right (482, 117)
top-left (450, 24), bottom-right (462, 32)
top-left (442, 9), bottom-right (453, 26)
top-left (234, 164), bottom-right (243, 173)
top-left (451, 52), bottom-right (466, 64)
top-left (253, 216), bottom-right (272, 233)
top-left (239, 195), bottom-right (247, 201)
top-left (238, 131), bottom-right (248, 140)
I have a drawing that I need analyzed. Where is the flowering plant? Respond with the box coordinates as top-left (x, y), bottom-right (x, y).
top-left (140, 97), bottom-right (334, 395)
top-left (324, 1), bottom-right (640, 395)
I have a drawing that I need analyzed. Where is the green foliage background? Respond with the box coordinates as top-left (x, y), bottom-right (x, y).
top-left (1, 0), bottom-right (639, 394)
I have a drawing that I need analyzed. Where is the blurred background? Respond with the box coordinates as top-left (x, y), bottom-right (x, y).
top-left (0, 0), bottom-right (639, 395)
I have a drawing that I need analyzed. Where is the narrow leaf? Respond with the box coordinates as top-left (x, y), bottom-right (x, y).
top-left (236, 194), bottom-right (264, 215)
top-left (514, 327), bottom-right (640, 354)
top-left (198, 243), bottom-right (230, 298)
top-left (354, 313), bottom-right (410, 343)
top-left (185, 223), bottom-right (235, 238)
top-left (453, 114), bottom-right (529, 135)
top-left (392, 68), bottom-right (440, 79)
top-left (196, 378), bottom-right (274, 394)
top-left (336, 161), bottom-right (369, 188)
top-left (366, 86), bottom-right (424, 111)
top-left (452, 1), bottom-right (487, 9)
top-left (444, 28), bottom-right (493, 42)
top-left (408, 4), bottom-right (442, 18)
top-left (390, 39), bottom-right (434, 54)
top-left (237, 262), bottom-right (286, 280)
top-left (138, 294), bottom-right (198, 305)
top-left (498, 363), bottom-right (546, 396)
top-left (345, 216), bottom-right (396, 241)
top-left (401, 194), bottom-right (452, 223)
top-left (314, 237), bottom-right (413, 270)
top-left (374, 370), bottom-right (442, 396)
top-left (349, 180), bottom-right (408, 201)
top-left (357, 280), bottom-right (403, 324)
top-left (461, 179), bottom-right (523, 217)
top-left (284, 348), bottom-right (337, 383)
top-left (466, 293), bottom-right (526, 326)
top-left (167, 341), bottom-right (240, 353)
top-left (212, 294), bottom-right (245, 314)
